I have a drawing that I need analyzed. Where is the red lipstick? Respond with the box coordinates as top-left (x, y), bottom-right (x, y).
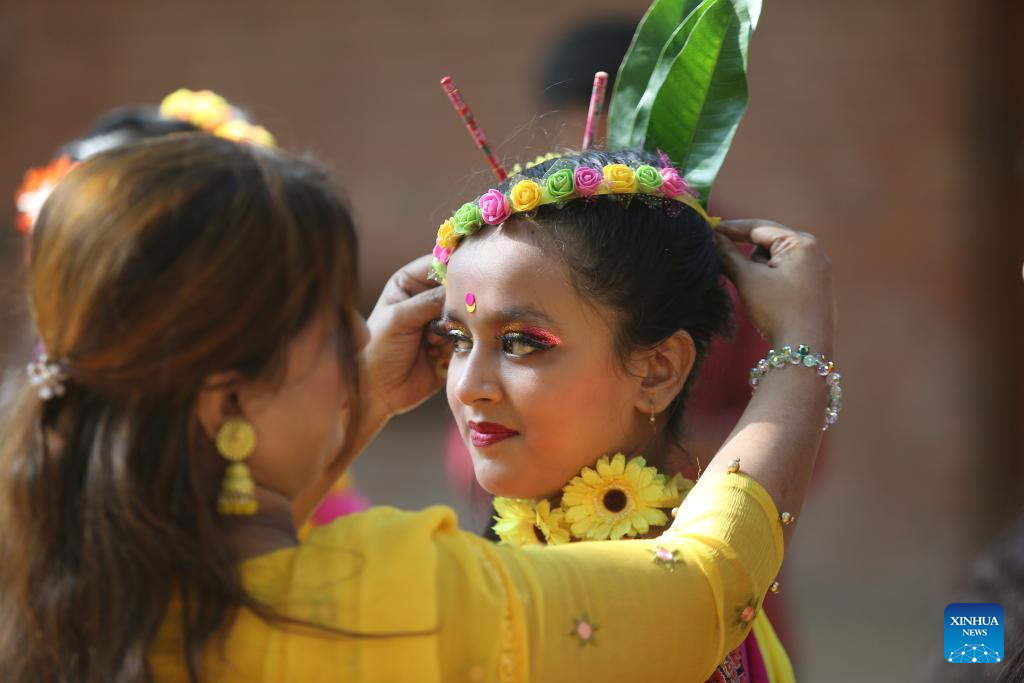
top-left (468, 421), bottom-right (519, 447)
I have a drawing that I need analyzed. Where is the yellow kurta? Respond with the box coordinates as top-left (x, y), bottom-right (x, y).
top-left (151, 473), bottom-right (783, 682)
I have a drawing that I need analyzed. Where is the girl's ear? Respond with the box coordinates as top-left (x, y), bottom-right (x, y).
top-left (627, 330), bottom-right (696, 416)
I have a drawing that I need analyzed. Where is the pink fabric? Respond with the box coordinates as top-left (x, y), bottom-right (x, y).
top-left (741, 632), bottom-right (770, 682)
top-left (310, 490), bottom-right (370, 527)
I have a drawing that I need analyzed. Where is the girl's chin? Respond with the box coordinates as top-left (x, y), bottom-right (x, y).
top-left (475, 470), bottom-right (563, 500)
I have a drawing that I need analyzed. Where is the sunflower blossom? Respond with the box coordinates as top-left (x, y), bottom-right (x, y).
top-left (493, 497), bottom-right (572, 546)
top-left (534, 499), bottom-right (571, 546)
top-left (492, 497), bottom-right (543, 546)
top-left (652, 472), bottom-right (694, 508)
top-left (562, 453), bottom-right (671, 541)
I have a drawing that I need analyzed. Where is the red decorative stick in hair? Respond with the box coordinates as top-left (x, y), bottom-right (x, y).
top-left (581, 71), bottom-right (609, 151)
top-left (440, 76), bottom-right (508, 182)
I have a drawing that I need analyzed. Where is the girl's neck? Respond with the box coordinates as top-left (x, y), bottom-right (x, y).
top-left (640, 431), bottom-right (702, 481)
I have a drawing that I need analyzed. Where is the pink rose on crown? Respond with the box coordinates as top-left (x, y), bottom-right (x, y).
top-left (479, 189), bottom-right (512, 225)
top-left (574, 166), bottom-right (603, 196)
top-left (433, 243), bottom-right (452, 264)
top-left (660, 167), bottom-right (695, 198)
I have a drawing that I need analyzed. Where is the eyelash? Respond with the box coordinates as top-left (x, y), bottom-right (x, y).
top-left (434, 321), bottom-right (557, 357)
top-left (501, 331), bottom-right (556, 356)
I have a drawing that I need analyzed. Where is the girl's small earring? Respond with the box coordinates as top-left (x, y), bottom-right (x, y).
top-left (649, 400), bottom-right (657, 428)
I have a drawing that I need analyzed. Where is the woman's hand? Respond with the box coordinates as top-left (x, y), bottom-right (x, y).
top-left (293, 255), bottom-right (448, 525)
top-left (697, 219), bottom-right (836, 537)
top-left (359, 254), bottom-right (448, 432)
top-left (715, 219), bottom-right (835, 355)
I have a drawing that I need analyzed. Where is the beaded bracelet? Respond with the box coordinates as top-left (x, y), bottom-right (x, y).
top-left (749, 344), bottom-right (843, 430)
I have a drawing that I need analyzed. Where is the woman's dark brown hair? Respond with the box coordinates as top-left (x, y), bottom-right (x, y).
top-left (0, 133), bottom-right (360, 682)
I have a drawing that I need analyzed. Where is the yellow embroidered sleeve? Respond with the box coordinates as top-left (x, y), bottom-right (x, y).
top-left (434, 473), bottom-right (784, 682)
top-left (151, 473), bottom-right (781, 682)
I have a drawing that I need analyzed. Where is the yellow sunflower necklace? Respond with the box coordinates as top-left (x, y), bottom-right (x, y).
top-left (492, 453), bottom-right (693, 546)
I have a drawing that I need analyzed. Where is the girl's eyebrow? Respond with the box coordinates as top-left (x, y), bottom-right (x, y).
top-left (429, 316), bottom-right (465, 335)
top-left (495, 306), bottom-right (557, 326)
top-left (438, 311), bottom-right (465, 327)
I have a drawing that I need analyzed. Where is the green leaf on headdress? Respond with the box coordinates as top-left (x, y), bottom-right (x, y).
top-left (647, 0), bottom-right (758, 204)
top-left (608, 0), bottom-right (761, 208)
top-left (621, 1), bottom-right (715, 152)
top-left (607, 0), bottom-right (705, 149)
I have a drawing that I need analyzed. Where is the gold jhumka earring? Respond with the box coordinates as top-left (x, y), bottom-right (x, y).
top-left (216, 418), bottom-right (258, 516)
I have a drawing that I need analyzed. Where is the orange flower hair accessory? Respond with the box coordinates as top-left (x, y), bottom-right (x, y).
top-left (14, 156), bottom-right (77, 234)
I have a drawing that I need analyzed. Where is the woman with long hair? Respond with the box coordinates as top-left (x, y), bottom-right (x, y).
top-left (0, 132), bottom-right (834, 682)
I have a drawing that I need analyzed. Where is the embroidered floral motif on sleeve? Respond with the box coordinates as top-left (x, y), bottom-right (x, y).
top-left (569, 614), bottom-right (599, 648)
top-left (737, 599), bottom-right (760, 629)
top-left (650, 546), bottom-right (683, 572)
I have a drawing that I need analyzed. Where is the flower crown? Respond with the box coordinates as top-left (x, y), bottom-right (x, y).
top-left (433, 0), bottom-right (760, 282)
top-left (429, 157), bottom-right (717, 283)
top-left (13, 88), bottom-right (275, 235)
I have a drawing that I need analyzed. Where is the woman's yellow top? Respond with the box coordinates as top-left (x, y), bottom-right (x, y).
top-left (151, 473), bottom-right (783, 682)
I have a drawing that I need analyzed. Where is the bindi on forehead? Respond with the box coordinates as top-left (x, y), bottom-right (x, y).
top-left (445, 229), bottom-right (579, 321)
top-left (440, 303), bottom-right (559, 329)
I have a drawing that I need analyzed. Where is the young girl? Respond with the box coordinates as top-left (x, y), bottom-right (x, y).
top-left (435, 150), bottom-right (835, 681)
top-left (0, 132), bottom-right (833, 682)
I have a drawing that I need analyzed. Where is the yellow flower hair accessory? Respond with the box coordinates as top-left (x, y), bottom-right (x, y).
top-left (159, 88), bottom-right (276, 148)
top-left (213, 120), bottom-right (276, 147)
top-left (160, 88), bottom-right (233, 130)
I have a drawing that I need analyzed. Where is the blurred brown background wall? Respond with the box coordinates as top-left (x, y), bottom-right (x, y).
top-left (2, 1), bottom-right (1022, 680)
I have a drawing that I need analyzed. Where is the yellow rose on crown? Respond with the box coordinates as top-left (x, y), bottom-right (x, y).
top-left (436, 219), bottom-right (459, 250)
top-left (602, 164), bottom-right (638, 194)
top-left (509, 179), bottom-right (542, 212)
